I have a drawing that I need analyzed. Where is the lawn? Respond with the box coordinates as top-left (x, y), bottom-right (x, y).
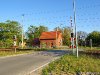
top-left (79, 46), bottom-right (100, 51)
top-left (0, 48), bottom-right (49, 57)
top-left (0, 50), bottom-right (34, 57)
top-left (42, 54), bottom-right (100, 75)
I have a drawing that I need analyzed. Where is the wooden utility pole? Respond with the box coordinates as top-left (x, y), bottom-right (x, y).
top-left (21, 14), bottom-right (24, 49)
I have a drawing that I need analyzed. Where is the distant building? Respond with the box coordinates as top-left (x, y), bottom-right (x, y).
top-left (39, 31), bottom-right (62, 48)
top-left (33, 38), bottom-right (40, 47)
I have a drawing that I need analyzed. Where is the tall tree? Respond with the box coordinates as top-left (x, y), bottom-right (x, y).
top-left (86, 31), bottom-right (100, 46)
top-left (54, 26), bottom-right (71, 46)
top-left (0, 20), bottom-right (22, 48)
top-left (62, 27), bottom-right (71, 46)
top-left (26, 25), bottom-right (48, 46)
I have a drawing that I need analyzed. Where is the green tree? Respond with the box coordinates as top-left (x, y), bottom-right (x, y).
top-left (62, 27), bottom-right (71, 46)
top-left (86, 31), bottom-right (100, 46)
top-left (54, 26), bottom-right (71, 46)
top-left (26, 25), bottom-right (48, 46)
top-left (0, 20), bottom-right (22, 48)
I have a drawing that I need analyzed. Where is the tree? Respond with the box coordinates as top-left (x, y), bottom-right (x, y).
top-left (62, 27), bottom-right (71, 46)
top-left (77, 31), bottom-right (88, 46)
top-left (54, 26), bottom-right (71, 46)
top-left (26, 25), bottom-right (48, 46)
top-left (86, 31), bottom-right (100, 47)
top-left (0, 20), bottom-right (22, 48)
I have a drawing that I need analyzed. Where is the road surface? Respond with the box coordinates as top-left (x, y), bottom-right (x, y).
top-left (0, 50), bottom-right (70, 75)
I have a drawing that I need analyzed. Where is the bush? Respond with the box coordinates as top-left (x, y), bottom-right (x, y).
top-left (42, 55), bottom-right (100, 75)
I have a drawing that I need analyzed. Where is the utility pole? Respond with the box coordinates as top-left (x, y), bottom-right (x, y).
top-left (21, 14), bottom-right (24, 49)
top-left (73, 0), bottom-right (78, 57)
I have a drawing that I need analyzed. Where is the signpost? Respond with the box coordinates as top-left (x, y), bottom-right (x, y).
top-left (13, 35), bottom-right (17, 53)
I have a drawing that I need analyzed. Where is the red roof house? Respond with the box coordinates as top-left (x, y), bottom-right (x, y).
top-left (39, 31), bottom-right (62, 48)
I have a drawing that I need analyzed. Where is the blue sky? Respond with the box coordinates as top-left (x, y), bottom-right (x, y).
top-left (0, 0), bottom-right (100, 33)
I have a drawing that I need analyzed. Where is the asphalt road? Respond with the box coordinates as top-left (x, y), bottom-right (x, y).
top-left (0, 50), bottom-right (70, 75)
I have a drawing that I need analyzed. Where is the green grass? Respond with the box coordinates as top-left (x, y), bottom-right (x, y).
top-left (42, 55), bottom-right (100, 75)
top-left (79, 46), bottom-right (100, 51)
top-left (0, 50), bottom-right (34, 57)
top-left (0, 48), bottom-right (49, 57)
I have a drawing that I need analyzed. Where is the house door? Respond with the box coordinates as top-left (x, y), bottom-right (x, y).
top-left (51, 42), bottom-right (53, 48)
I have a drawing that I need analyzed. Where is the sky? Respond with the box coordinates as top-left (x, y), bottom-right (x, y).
top-left (0, 0), bottom-right (100, 33)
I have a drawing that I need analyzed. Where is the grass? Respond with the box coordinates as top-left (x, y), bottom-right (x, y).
top-left (42, 54), bottom-right (100, 75)
top-left (0, 48), bottom-right (49, 57)
top-left (0, 50), bottom-right (34, 57)
top-left (79, 46), bottom-right (100, 51)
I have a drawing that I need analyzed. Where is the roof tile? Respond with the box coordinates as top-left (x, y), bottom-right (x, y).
top-left (40, 31), bottom-right (61, 39)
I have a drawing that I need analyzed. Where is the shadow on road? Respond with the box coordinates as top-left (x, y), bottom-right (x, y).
top-left (36, 50), bottom-right (72, 57)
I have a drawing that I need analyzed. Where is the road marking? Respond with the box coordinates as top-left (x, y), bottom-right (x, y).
top-left (27, 57), bottom-right (60, 75)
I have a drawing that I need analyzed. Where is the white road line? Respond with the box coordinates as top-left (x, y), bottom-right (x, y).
top-left (27, 57), bottom-right (60, 75)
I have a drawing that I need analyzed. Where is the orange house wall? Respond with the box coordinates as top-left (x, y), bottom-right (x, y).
top-left (40, 40), bottom-right (56, 48)
top-left (40, 33), bottom-right (62, 48)
top-left (56, 33), bottom-right (62, 46)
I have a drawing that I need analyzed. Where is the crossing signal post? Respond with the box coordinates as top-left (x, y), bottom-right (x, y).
top-left (70, 17), bottom-right (76, 55)
top-left (71, 33), bottom-right (74, 38)
top-left (13, 35), bottom-right (17, 53)
top-left (70, 33), bottom-right (76, 54)
top-left (73, 0), bottom-right (78, 57)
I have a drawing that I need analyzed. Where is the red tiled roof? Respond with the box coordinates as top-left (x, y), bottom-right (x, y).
top-left (40, 31), bottom-right (61, 39)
